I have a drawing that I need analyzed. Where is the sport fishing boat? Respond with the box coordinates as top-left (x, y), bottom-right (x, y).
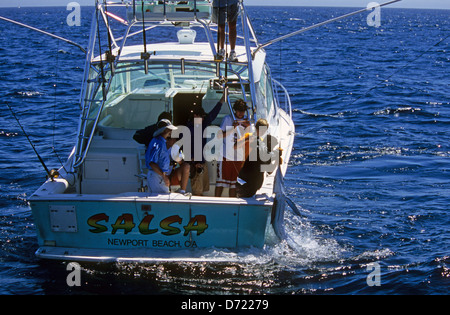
top-left (24, 0), bottom-right (295, 262)
top-left (2, 0), bottom-right (401, 262)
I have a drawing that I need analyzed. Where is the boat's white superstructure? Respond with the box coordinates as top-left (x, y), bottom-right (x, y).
top-left (17, 0), bottom-right (295, 262)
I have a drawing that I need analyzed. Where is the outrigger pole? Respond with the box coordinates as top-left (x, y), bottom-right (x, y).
top-left (253, 0), bottom-right (402, 56)
top-left (0, 15), bottom-right (86, 54)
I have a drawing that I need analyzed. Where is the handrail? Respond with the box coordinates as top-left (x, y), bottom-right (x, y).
top-left (272, 79), bottom-right (292, 118)
top-left (73, 7), bottom-right (117, 169)
top-left (73, 75), bottom-right (114, 168)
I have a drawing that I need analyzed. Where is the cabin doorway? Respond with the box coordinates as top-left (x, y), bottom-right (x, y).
top-left (173, 93), bottom-right (205, 126)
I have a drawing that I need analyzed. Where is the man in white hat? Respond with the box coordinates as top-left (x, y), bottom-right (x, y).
top-left (145, 119), bottom-right (186, 194)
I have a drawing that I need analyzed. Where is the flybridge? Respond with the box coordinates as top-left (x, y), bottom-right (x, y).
top-left (91, 0), bottom-right (257, 64)
top-left (72, 0), bottom-right (263, 169)
top-left (127, 0), bottom-right (213, 22)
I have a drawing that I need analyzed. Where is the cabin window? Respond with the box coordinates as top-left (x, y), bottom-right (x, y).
top-left (130, 66), bottom-right (172, 91)
top-left (109, 71), bottom-right (127, 97)
top-left (264, 65), bottom-right (274, 116)
top-left (255, 67), bottom-right (268, 118)
top-left (86, 66), bottom-right (111, 117)
top-left (259, 68), bottom-right (267, 100)
top-left (254, 65), bottom-right (276, 120)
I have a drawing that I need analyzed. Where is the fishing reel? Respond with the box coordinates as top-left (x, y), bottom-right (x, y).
top-left (210, 77), bottom-right (227, 90)
top-left (47, 169), bottom-right (60, 181)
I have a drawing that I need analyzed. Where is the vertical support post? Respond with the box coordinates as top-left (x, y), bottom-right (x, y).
top-left (181, 58), bottom-right (185, 74)
top-left (163, 0), bottom-right (167, 21)
top-left (194, 0), bottom-right (197, 19)
top-left (240, 3), bottom-right (257, 123)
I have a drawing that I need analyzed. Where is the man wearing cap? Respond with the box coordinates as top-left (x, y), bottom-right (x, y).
top-left (145, 119), bottom-right (189, 194)
top-left (215, 99), bottom-right (250, 197)
top-left (133, 111), bottom-right (172, 148)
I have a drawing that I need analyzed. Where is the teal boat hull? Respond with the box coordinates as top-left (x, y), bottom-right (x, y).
top-left (30, 193), bottom-right (273, 261)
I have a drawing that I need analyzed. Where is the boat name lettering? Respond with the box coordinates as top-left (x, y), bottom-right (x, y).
top-left (87, 213), bottom-right (208, 236)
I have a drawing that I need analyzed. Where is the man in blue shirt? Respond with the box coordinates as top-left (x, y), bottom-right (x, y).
top-left (145, 119), bottom-right (178, 194)
top-left (212, 0), bottom-right (239, 62)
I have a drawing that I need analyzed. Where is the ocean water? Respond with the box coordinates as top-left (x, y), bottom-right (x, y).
top-left (0, 6), bottom-right (449, 296)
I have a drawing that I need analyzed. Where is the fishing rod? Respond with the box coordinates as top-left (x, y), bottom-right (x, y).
top-left (103, 0), bottom-right (116, 74)
top-left (253, 0), bottom-right (402, 56)
top-left (0, 15), bottom-right (86, 54)
top-left (6, 103), bottom-right (59, 181)
top-left (96, 3), bottom-right (108, 102)
top-left (140, 0), bottom-right (151, 74)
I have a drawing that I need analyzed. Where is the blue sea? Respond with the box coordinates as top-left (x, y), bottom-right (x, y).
top-left (0, 5), bottom-right (448, 296)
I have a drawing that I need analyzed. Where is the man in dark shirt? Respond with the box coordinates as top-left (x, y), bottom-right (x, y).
top-left (236, 119), bottom-right (279, 198)
top-left (133, 112), bottom-right (172, 147)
